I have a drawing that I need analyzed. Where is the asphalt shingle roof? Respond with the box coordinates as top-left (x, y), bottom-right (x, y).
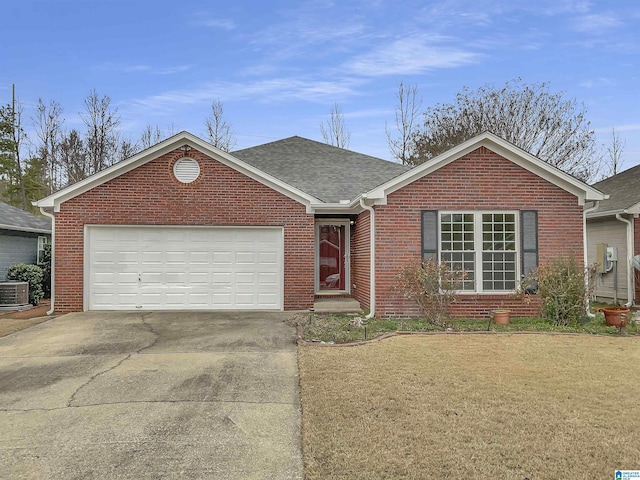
top-left (0, 201), bottom-right (51, 233)
top-left (232, 136), bottom-right (409, 203)
top-left (590, 163), bottom-right (640, 214)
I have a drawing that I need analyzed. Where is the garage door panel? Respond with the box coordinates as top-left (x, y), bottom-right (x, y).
top-left (88, 226), bottom-right (283, 310)
top-left (189, 251), bottom-right (210, 264)
top-left (258, 272), bottom-right (278, 285)
top-left (213, 251), bottom-right (233, 264)
top-left (236, 252), bottom-right (256, 264)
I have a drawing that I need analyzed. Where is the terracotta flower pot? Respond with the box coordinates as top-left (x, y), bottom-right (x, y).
top-left (492, 309), bottom-right (511, 325)
top-left (599, 307), bottom-right (630, 327)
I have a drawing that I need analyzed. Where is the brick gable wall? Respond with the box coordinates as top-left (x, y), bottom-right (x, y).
top-left (374, 147), bottom-right (584, 318)
top-left (53, 148), bottom-right (315, 313)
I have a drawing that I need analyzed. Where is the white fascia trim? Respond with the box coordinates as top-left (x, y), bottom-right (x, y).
top-left (365, 132), bottom-right (607, 204)
top-left (0, 224), bottom-right (52, 234)
top-left (586, 209), bottom-right (628, 219)
top-left (34, 131), bottom-right (321, 212)
top-left (586, 203), bottom-right (640, 219)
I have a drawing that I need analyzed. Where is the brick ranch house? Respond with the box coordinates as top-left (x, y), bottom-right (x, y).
top-left (34, 131), bottom-right (605, 318)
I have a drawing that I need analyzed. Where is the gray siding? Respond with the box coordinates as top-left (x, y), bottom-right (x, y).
top-left (0, 233), bottom-right (39, 281)
top-left (586, 218), bottom-right (629, 302)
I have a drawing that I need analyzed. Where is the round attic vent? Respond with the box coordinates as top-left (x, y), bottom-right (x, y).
top-left (173, 158), bottom-right (200, 183)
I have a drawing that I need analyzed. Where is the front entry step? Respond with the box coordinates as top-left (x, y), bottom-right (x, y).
top-left (313, 297), bottom-right (361, 313)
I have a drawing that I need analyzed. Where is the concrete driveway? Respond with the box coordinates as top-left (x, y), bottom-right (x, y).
top-left (0, 311), bottom-right (302, 480)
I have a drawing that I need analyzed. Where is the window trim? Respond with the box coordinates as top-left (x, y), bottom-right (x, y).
top-left (438, 211), bottom-right (520, 294)
top-left (37, 236), bottom-right (50, 265)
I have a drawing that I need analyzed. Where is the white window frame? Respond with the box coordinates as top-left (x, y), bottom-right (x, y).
top-left (37, 236), bottom-right (50, 265)
top-left (439, 211), bottom-right (519, 294)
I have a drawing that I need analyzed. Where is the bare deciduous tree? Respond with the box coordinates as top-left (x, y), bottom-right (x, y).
top-left (409, 79), bottom-right (600, 182)
top-left (33, 98), bottom-right (64, 193)
top-left (80, 90), bottom-right (121, 176)
top-left (604, 127), bottom-right (626, 178)
top-left (386, 82), bottom-right (422, 164)
top-left (115, 135), bottom-right (139, 163)
top-left (140, 124), bottom-right (168, 149)
top-left (320, 103), bottom-right (351, 149)
top-left (204, 99), bottom-right (236, 152)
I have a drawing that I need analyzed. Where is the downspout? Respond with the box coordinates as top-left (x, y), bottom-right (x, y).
top-left (615, 213), bottom-right (634, 307)
top-left (39, 207), bottom-right (55, 315)
top-left (584, 201), bottom-right (600, 317)
top-left (360, 196), bottom-right (375, 319)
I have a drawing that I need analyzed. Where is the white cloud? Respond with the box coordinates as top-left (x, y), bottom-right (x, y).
top-left (578, 77), bottom-right (615, 88)
top-left (96, 63), bottom-right (191, 75)
top-left (347, 34), bottom-right (481, 76)
top-left (573, 13), bottom-right (622, 33)
top-left (154, 65), bottom-right (191, 75)
top-left (124, 77), bottom-right (366, 115)
top-left (197, 18), bottom-right (236, 30)
top-left (612, 124), bottom-right (640, 133)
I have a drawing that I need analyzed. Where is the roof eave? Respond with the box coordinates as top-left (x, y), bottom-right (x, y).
top-left (0, 224), bottom-right (52, 234)
top-left (587, 203), bottom-right (640, 219)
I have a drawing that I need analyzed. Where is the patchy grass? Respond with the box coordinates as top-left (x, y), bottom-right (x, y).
top-left (299, 334), bottom-right (640, 479)
top-left (290, 311), bottom-right (638, 344)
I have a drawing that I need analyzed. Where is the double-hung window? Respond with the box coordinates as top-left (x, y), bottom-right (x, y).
top-left (37, 236), bottom-right (50, 265)
top-left (422, 210), bottom-right (538, 293)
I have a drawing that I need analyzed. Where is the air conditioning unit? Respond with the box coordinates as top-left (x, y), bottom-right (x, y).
top-left (0, 281), bottom-right (29, 307)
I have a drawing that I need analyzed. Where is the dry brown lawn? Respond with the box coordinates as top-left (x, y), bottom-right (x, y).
top-left (299, 334), bottom-right (640, 479)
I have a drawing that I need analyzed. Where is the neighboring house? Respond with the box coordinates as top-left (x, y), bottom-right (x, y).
top-left (586, 164), bottom-right (640, 305)
top-left (34, 131), bottom-right (604, 317)
top-left (0, 201), bottom-right (52, 281)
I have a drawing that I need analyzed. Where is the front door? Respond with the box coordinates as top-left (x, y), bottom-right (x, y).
top-left (315, 221), bottom-right (350, 293)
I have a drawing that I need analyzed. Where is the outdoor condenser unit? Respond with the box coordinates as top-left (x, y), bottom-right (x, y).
top-left (0, 281), bottom-right (29, 307)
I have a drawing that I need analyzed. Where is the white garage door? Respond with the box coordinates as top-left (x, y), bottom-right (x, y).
top-left (86, 226), bottom-right (283, 310)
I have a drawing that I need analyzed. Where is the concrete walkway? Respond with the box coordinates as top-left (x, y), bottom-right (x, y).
top-left (0, 311), bottom-right (302, 479)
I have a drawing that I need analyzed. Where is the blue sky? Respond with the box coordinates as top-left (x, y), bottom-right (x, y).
top-left (3, 0), bottom-right (640, 172)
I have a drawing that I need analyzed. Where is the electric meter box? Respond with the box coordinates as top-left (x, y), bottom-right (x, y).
top-left (606, 246), bottom-right (618, 262)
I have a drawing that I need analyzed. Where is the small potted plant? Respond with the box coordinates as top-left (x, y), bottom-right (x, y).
top-left (491, 309), bottom-right (511, 325)
top-left (598, 306), bottom-right (630, 328)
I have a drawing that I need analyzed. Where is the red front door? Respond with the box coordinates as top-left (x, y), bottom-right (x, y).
top-left (317, 223), bottom-right (347, 291)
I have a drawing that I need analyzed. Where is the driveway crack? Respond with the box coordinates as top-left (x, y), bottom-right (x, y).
top-left (138, 312), bottom-right (160, 353)
top-left (66, 353), bottom-right (133, 407)
top-left (66, 313), bottom-right (160, 407)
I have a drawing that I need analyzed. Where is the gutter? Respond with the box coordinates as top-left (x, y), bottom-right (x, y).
top-left (584, 201), bottom-right (600, 317)
top-left (38, 207), bottom-right (55, 316)
top-left (615, 214), bottom-right (635, 307)
top-left (359, 196), bottom-right (375, 319)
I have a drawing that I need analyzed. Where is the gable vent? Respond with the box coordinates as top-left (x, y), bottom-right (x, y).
top-left (173, 158), bottom-right (200, 183)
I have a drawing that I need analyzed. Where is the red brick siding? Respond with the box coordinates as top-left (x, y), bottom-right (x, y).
top-left (351, 210), bottom-right (370, 310)
top-left (374, 147), bottom-right (584, 318)
top-left (53, 148), bottom-right (315, 313)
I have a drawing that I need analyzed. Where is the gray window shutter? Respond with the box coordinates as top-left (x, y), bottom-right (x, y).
top-left (521, 210), bottom-right (538, 292)
top-left (422, 210), bottom-right (438, 261)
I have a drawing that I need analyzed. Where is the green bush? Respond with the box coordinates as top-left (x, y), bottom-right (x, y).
top-left (532, 257), bottom-right (589, 326)
top-left (7, 263), bottom-right (44, 305)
